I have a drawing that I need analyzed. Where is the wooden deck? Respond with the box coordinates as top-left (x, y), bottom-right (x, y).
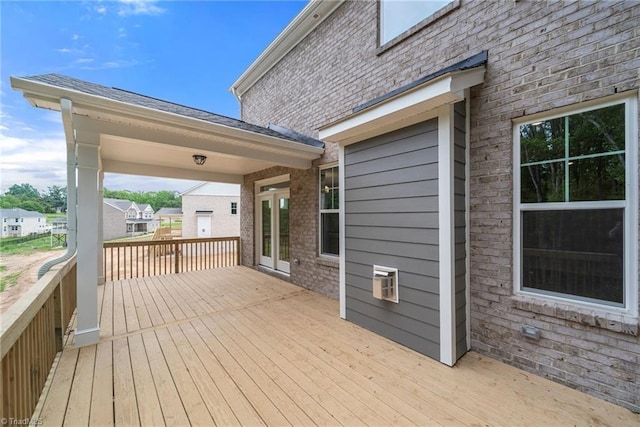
top-left (36, 267), bottom-right (639, 426)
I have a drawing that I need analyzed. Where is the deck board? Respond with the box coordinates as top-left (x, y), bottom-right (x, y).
top-left (37, 267), bottom-right (640, 426)
top-left (89, 341), bottom-right (113, 426)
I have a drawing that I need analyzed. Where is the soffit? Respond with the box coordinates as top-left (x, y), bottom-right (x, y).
top-left (11, 76), bottom-right (324, 184)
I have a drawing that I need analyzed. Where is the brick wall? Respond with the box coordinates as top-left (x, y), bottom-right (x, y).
top-left (240, 0), bottom-right (640, 410)
top-left (241, 165), bottom-right (339, 297)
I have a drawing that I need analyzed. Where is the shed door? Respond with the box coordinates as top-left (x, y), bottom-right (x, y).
top-left (197, 215), bottom-right (211, 238)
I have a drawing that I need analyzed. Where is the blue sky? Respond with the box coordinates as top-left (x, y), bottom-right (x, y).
top-left (1, 0), bottom-right (306, 193)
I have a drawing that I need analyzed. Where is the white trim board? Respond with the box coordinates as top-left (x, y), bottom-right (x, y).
top-left (319, 67), bottom-right (485, 146)
top-left (438, 104), bottom-right (457, 366)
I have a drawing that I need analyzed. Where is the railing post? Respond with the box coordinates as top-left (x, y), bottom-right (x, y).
top-left (53, 282), bottom-right (63, 352)
top-left (174, 242), bottom-right (180, 273)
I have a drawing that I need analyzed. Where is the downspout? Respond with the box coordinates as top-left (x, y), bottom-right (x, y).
top-left (38, 98), bottom-right (77, 279)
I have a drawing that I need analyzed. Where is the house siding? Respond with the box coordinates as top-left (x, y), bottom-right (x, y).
top-left (182, 195), bottom-right (240, 238)
top-left (454, 101), bottom-right (467, 360)
top-left (344, 120), bottom-right (440, 359)
top-left (240, 0), bottom-right (640, 410)
top-left (102, 203), bottom-right (125, 241)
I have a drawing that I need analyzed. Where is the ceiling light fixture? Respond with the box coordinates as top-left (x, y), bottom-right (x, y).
top-left (192, 154), bottom-right (207, 166)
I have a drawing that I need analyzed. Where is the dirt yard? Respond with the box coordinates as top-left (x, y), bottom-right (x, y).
top-left (0, 250), bottom-right (65, 313)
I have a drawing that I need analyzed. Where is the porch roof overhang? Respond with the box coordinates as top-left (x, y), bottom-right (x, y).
top-left (11, 75), bottom-right (324, 184)
top-left (319, 51), bottom-right (488, 146)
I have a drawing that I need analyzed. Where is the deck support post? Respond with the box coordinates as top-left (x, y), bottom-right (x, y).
top-left (97, 169), bottom-right (105, 285)
top-left (75, 132), bottom-right (101, 347)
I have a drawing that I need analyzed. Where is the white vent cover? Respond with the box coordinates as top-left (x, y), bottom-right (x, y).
top-left (372, 265), bottom-right (399, 303)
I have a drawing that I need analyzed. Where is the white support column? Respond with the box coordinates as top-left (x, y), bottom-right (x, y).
top-left (339, 145), bottom-right (346, 319)
top-left (438, 103), bottom-right (456, 366)
top-left (97, 169), bottom-right (105, 285)
top-left (464, 90), bottom-right (472, 352)
top-left (75, 133), bottom-right (101, 346)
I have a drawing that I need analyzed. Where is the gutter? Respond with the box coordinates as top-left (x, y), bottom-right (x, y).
top-left (229, 0), bottom-right (345, 100)
top-left (38, 98), bottom-right (77, 278)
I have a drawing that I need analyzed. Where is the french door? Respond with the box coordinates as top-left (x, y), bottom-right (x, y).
top-left (258, 190), bottom-right (290, 273)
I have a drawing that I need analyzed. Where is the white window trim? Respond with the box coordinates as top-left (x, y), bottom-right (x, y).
top-left (513, 92), bottom-right (638, 320)
top-left (319, 163), bottom-right (339, 258)
top-left (378, 0), bottom-right (460, 50)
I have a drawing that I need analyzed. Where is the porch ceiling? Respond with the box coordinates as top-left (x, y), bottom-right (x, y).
top-left (11, 75), bottom-right (324, 184)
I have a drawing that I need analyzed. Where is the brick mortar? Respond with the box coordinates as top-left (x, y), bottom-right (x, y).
top-left (240, 0), bottom-right (640, 411)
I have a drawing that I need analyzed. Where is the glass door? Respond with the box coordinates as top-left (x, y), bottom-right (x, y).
top-left (277, 195), bottom-right (290, 273)
top-left (257, 189), bottom-right (290, 273)
top-left (259, 196), bottom-right (274, 268)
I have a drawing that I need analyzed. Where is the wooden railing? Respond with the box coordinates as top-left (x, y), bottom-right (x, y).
top-left (1, 256), bottom-right (77, 420)
top-left (103, 236), bottom-right (240, 281)
top-left (152, 226), bottom-right (182, 240)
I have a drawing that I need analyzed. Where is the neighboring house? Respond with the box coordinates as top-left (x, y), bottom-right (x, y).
top-left (180, 182), bottom-right (240, 238)
top-left (0, 208), bottom-right (48, 237)
top-left (11, 0), bottom-right (639, 412)
top-left (103, 198), bottom-right (159, 241)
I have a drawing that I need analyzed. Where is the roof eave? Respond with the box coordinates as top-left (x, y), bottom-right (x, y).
top-left (229, 0), bottom-right (344, 100)
top-left (10, 76), bottom-right (324, 160)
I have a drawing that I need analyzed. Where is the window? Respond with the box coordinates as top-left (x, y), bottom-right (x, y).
top-left (514, 96), bottom-right (637, 312)
top-left (320, 165), bottom-right (339, 256)
top-left (379, 0), bottom-right (455, 45)
top-left (231, 202), bottom-right (238, 215)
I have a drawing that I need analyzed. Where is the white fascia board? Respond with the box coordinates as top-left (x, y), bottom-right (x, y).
top-left (319, 67), bottom-right (485, 145)
top-left (229, 0), bottom-right (345, 100)
top-left (179, 181), bottom-right (209, 197)
top-left (11, 77), bottom-right (324, 159)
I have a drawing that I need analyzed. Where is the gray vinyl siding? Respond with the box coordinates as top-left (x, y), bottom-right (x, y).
top-left (454, 101), bottom-right (467, 360)
top-left (344, 120), bottom-right (440, 360)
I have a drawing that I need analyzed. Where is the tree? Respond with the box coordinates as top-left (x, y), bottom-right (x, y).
top-left (19, 200), bottom-right (45, 212)
top-left (42, 185), bottom-right (67, 213)
top-left (7, 183), bottom-right (40, 200)
top-left (103, 188), bottom-right (181, 211)
top-left (0, 194), bottom-right (21, 208)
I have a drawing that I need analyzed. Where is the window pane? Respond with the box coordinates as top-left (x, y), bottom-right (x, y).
top-left (260, 181), bottom-right (290, 192)
top-left (522, 209), bottom-right (623, 304)
top-left (321, 213), bottom-right (339, 256)
top-left (568, 154), bottom-right (625, 201)
top-left (380, 0), bottom-right (449, 44)
top-left (262, 200), bottom-right (271, 257)
top-left (279, 198), bottom-right (289, 262)
top-left (320, 167), bottom-right (339, 210)
top-left (519, 117), bottom-right (565, 164)
top-left (569, 104), bottom-right (625, 157)
top-left (520, 161), bottom-right (565, 203)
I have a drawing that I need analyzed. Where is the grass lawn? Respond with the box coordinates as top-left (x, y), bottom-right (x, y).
top-left (0, 235), bottom-right (62, 256)
top-left (0, 272), bottom-right (20, 292)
